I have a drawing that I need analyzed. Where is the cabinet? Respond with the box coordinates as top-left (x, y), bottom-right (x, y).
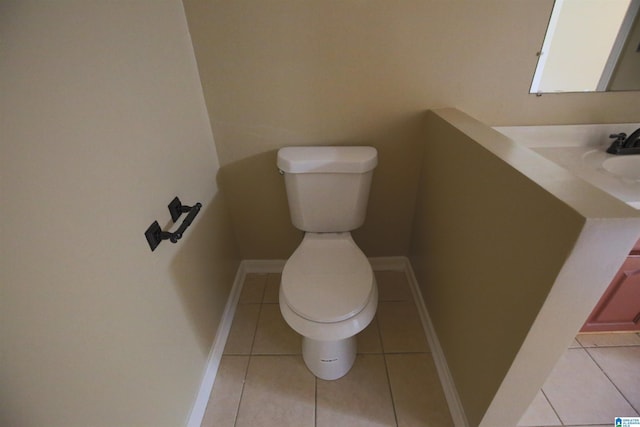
top-left (581, 240), bottom-right (640, 333)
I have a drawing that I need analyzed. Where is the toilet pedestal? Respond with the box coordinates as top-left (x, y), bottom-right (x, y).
top-left (302, 336), bottom-right (356, 380)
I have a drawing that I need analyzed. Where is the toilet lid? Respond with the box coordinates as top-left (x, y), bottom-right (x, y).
top-left (281, 233), bottom-right (373, 323)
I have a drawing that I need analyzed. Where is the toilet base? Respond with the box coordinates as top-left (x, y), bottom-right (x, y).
top-left (302, 336), bottom-right (356, 380)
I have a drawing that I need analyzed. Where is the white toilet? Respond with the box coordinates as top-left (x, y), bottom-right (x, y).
top-left (277, 146), bottom-right (378, 380)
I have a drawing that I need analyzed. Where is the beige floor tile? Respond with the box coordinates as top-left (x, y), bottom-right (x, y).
top-left (542, 348), bottom-right (637, 425)
top-left (262, 273), bottom-right (281, 303)
top-left (235, 355), bottom-right (315, 427)
top-left (357, 316), bottom-right (383, 354)
top-left (588, 346), bottom-right (640, 411)
top-left (252, 304), bottom-right (301, 354)
top-left (224, 304), bottom-right (260, 355)
top-left (201, 356), bottom-right (249, 427)
top-left (518, 390), bottom-right (561, 427)
top-left (576, 332), bottom-right (640, 348)
top-left (386, 353), bottom-right (453, 427)
top-left (239, 273), bottom-right (267, 303)
top-left (377, 301), bottom-right (429, 353)
top-left (316, 354), bottom-right (396, 427)
top-left (376, 270), bottom-right (413, 302)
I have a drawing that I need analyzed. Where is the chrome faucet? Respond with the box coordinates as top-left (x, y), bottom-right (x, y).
top-left (606, 127), bottom-right (640, 155)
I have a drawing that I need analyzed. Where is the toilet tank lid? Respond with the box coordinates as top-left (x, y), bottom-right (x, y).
top-left (277, 146), bottom-right (378, 174)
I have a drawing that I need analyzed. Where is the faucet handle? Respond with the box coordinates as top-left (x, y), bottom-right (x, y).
top-left (606, 133), bottom-right (628, 154)
top-left (609, 133), bottom-right (627, 140)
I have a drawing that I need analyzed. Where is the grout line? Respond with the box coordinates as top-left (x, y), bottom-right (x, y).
top-left (583, 346), bottom-right (640, 415)
top-left (232, 355), bottom-right (252, 427)
top-left (249, 352), bottom-right (302, 356)
top-left (258, 273), bottom-right (268, 304)
top-left (376, 314), bottom-right (400, 427)
top-left (575, 332), bottom-right (640, 349)
top-left (581, 344), bottom-right (640, 348)
top-left (248, 305), bottom-right (263, 356)
top-left (232, 273), bottom-right (257, 427)
top-left (262, 273), bottom-right (274, 305)
top-left (384, 351), bottom-right (430, 355)
top-left (233, 278), bottom-right (263, 426)
top-left (540, 388), bottom-right (564, 426)
top-left (238, 272), bottom-right (268, 305)
top-left (382, 352), bottom-right (400, 427)
top-left (579, 344), bottom-right (640, 349)
top-left (222, 302), bottom-right (262, 357)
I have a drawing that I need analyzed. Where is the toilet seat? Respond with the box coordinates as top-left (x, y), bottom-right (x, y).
top-left (281, 232), bottom-right (373, 323)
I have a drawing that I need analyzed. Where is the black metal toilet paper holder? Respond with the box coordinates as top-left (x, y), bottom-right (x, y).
top-left (145, 197), bottom-right (202, 251)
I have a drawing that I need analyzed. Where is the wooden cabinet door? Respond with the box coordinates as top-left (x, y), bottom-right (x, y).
top-left (581, 256), bottom-right (640, 332)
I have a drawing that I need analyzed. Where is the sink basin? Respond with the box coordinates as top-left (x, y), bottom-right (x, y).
top-left (602, 156), bottom-right (640, 181)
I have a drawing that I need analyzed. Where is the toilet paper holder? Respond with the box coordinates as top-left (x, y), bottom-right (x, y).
top-left (145, 197), bottom-right (202, 251)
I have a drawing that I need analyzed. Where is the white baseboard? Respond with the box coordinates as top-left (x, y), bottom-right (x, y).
top-left (369, 256), bottom-right (408, 271)
top-left (187, 256), bottom-right (467, 427)
top-left (401, 258), bottom-right (469, 427)
top-left (185, 261), bottom-right (248, 427)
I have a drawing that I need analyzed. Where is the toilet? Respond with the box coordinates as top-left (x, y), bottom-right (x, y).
top-left (277, 146), bottom-right (378, 380)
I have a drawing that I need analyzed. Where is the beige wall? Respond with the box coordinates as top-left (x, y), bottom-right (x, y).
top-left (0, 2), bottom-right (240, 426)
top-left (411, 110), bottom-right (582, 425)
top-left (410, 109), bottom-right (640, 426)
top-left (215, 122), bottom-right (424, 258)
top-left (183, 0), bottom-right (640, 260)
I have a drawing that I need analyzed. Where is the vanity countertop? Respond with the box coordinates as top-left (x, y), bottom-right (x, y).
top-left (495, 123), bottom-right (640, 210)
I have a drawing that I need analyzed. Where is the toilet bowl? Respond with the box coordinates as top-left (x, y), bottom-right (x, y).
top-left (280, 232), bottom-right (377, 380)
top-left (277, 145), bottom-right (378, 380)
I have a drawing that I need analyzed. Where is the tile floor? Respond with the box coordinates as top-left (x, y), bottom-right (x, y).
top-left (201, 269), bottom-right (640, 427)
top-left (201, 270), bottom-right (454, 427)
top-left (519, 332), bottom-right (640, 427)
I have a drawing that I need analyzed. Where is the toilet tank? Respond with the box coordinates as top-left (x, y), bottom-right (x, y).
top-left (277, 146), bottom-right (378, 232)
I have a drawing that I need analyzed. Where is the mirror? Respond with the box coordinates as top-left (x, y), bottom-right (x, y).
top-left (531, 0), bottom-right (640, 93)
